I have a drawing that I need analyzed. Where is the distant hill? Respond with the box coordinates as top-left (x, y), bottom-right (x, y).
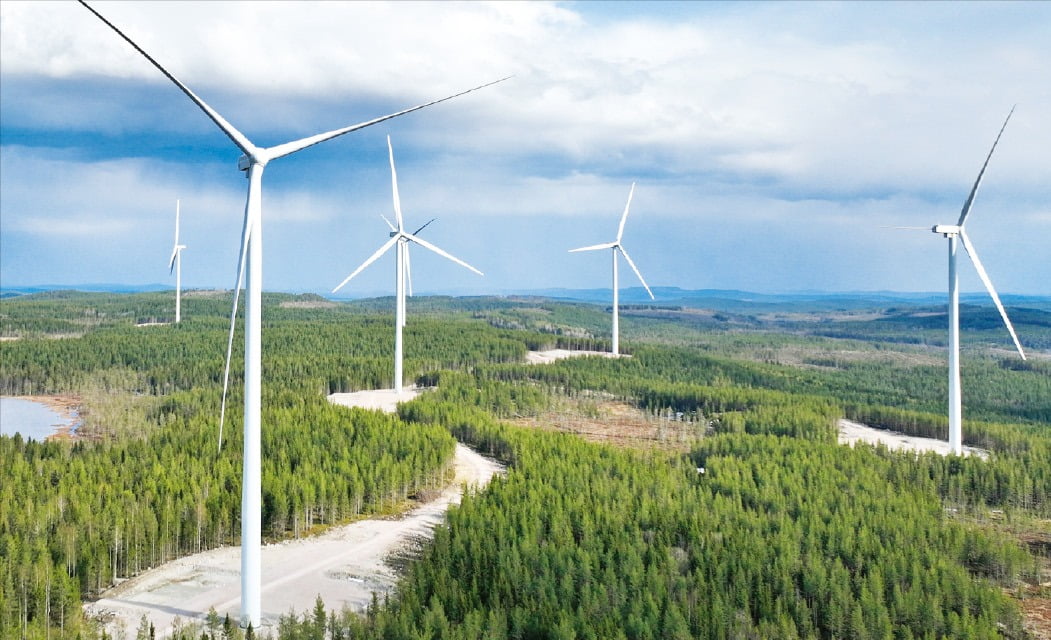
top-left (0, 283), bottom-right (171, 298)
top-left (518, 286), bottom-right (1051, 313)
top-left (4, 283), bottom-right (1049, 313)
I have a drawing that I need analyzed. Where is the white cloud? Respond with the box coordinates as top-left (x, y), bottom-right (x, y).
top-left (5, 2), bottom-right (1049, 186)
top-left (2, 1), bottom-right (1049, 293)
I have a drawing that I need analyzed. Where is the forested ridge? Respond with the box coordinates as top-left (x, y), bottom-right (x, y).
top-left (1, 293), bottom-right (529, 639)
top-left (1, 292), bottom-right (1048, 639)
top-left (275, 370), bottom-right (1046, 639)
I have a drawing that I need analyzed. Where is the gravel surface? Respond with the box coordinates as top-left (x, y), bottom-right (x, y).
top-left (838, 419), bottom-right (988, 459)
top-left (84, 392), bottom-right (501, 638)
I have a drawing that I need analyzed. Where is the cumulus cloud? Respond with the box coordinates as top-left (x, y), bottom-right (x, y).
top-left (2, 1), bottom-right (1048, 292)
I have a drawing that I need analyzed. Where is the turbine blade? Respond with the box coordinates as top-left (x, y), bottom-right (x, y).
top-left (174, 199), bottom-right (180, 245)
top-left (264, 76), bottom-right (513, 161)
top-left (380, 214), bottom-right (397, 232)
top-left (569, 241), bottom-right (617, 253)
top-left (959, 229), bottom-right (1026, 360)
top-left (168, 247), bottom-right (178, 273)
top-left (218, 213), bottom-right (253, 452)
top-left (404, 233), bottom-right (483, 276)
top-left (412, 218), bottom-right (437, 236)
top-left (332, 235), bottom-right (400, 293)
top-left (405, 243), bottom-right (414, 297)
top-left (618, 246), bottom-right (654, 300)
top-left (957, 106), bottom-right (1015, 227)
top-left (388, 136), bottom-right (404, 231)
top-left (616, 182), bottom-right (636, 242)
top-left (78, 1), bottom-right (257, 158)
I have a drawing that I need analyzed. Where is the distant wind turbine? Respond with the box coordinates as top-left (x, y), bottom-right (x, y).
top-left (79, 0), bottom-right (507, 628)
top-left (569, 182), bottom-right (654, 355)
top-left (332, 136), bottom-right (482, 393)
top-left (929, 106), bottom-right (1026, 455)
top-left (168, 200), bottom-right (187, 323)
top-left (380, 213), bottom-right (436, 306)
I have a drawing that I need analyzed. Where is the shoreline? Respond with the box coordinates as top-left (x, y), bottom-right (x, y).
top-left (1, 394), bottom-right (83, 441)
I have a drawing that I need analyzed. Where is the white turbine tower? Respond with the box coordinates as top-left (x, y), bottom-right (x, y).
top-left (931, 106), bottom-right (1026, 456)
top-left (333, 136), bottom-right (482, 393)
top-left (168, 199), bottom-right (187, 324)
top-left (569, 182), bottom-right (654, 355)
top-left (79, 1), bottom-right (506, 628)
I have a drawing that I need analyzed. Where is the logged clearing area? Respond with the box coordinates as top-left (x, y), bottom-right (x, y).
top-left (1018, 533), bottom-right (1051, 640)
top-left (509, 396), bottom-right (703, 451)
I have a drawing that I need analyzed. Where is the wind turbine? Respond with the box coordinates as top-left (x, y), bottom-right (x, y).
top-left (78, 1), bottom-right (506, 628)
top-left (930, 106), bottom-right (1026, 455)
top-left (569, 182), bottom-right (654, 355)
top-left (332, 136), bottom-right (482, 393)
top-left (382, 214), bottom-right (436, 305)
top-left (168, 199), bottom-right (187, 324)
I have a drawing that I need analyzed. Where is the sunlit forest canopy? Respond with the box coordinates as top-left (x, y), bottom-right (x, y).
top-left (0, 290), bottom-right (1047, 639)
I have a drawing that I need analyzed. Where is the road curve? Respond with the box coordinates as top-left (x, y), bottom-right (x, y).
top-left (84, 443), bottom-right (503, 637)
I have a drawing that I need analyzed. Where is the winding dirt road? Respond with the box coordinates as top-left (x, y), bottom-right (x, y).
top-left (85, 443), bottom-right (502, 638)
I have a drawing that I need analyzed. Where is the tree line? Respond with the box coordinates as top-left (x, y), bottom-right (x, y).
top-left (1, 292), bottom-right (1046, 639)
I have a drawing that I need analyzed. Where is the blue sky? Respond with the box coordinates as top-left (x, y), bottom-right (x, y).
top-left (1, 1), bottom-right (1049, 296)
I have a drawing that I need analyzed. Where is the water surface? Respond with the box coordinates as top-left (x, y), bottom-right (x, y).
top-left (0, 397), bottom-right (76, 441)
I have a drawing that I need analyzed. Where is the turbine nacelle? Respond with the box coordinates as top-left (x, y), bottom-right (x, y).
top-left (238, 150), bottom-right (268, 173)
top-left (932, 224), bottom-right (961, 237)
top-left (168, 244), bottom-right (187, 272)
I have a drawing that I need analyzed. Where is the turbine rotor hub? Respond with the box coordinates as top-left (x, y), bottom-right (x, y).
top-left (237, 151), bottom-right (268, 173)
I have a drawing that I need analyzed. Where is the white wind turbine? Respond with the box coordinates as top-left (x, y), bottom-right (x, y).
top-left (383, 214), bottom-right (437, 305)
top-left (929, 106), bottom-right (1026, 455)
top-left (569, 182), bottom-right (654, 355)
top-left (333, 136), bottom-right (482, 393)
top-left (168, 199), bottom-right (187, 324)
top-left (79, 1), bottom-right (506, 628)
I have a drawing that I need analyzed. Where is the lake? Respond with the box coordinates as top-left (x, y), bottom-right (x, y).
top-left (0, 396), bottom-right (77, 441)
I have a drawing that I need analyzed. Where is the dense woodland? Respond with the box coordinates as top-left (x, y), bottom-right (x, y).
top-left (0, 291), bottom-right (1048, 639)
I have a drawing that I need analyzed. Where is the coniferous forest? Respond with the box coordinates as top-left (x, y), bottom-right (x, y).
top-left (1, 291), bottom-right (1048, 639)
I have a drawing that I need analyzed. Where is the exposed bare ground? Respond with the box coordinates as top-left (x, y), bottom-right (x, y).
top-left (525, 349), bottom-right (623, 364)
top-left (327, 387), bottom-right (422, 413)
top-left (278, 300), bottom-right (338, 309)
top-left (837, 419), bottom-right (988, 459)
top-left (509, 396), bottom-right (702, 451)
top-left (183, 290), bottom-right (228, 298)
top-left (767, 345), bottom-right (943, 369)
top-left (988, 346), bottom-right (1051, 361)
top-left (83, 392), bottom-right (501, 638)
top-left (1021, 593), bottom-right (1051, 640)
top-left (1015, 525), bottom-right (1051, 640)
